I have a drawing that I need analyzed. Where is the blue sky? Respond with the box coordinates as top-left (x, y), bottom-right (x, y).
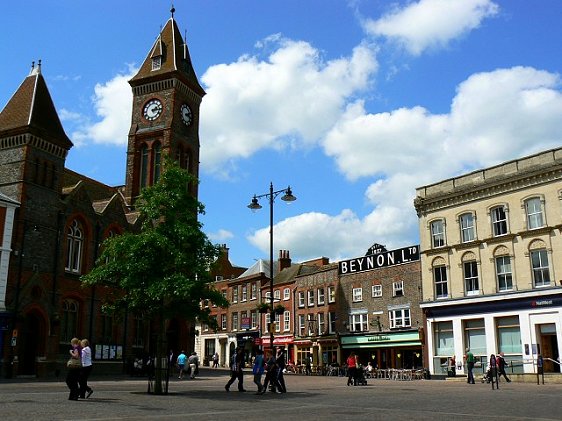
top-left (2, 1), bottom-right (562, 268)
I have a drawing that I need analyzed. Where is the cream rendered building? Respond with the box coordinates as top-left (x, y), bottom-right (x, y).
top-left (415, 147), bottom-right (562, 376)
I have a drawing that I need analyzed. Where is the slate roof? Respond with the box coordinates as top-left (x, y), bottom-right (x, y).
top-left (0, 64), bottom-right (73, 150)
top-left (129, 16), bottom-right (205, 96)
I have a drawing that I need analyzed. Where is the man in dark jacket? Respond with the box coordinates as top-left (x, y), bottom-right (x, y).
top-left (225, 348), bottom-right (246, 392)
top-left (496, 352), bottom-right (511, 382)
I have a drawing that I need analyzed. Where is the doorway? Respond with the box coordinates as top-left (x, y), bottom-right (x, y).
top-left (538, 323), bottom-right (560, 373)
top-left (18, 312), bottom-right (45, 376)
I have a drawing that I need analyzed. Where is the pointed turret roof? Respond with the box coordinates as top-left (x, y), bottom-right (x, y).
top-left (0, 61), bottom-right (73, 150)
top-left (130, 13), bottom-right (205, 97)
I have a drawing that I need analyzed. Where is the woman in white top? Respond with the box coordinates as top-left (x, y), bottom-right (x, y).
top-left (79, 339), bottom-right (94, 398)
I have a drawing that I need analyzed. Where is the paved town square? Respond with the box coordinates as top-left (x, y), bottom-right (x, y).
top-left (2, 370), bottom-right (562, 421)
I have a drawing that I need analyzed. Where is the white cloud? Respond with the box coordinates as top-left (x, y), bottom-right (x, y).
top-left (59, 108), bottom-right (83, 122)
top-left (208, 229), bottom-right (234, 242)
top-left (363, 0), bottom-right (499, 55)
top-left (249, 66), bottom-right (562, 261)
top-left (211, 71), bottom-right (548, 269)
top-left (72, 66), bottom-right (137, 146)
top-left (199, 37), bottom-right (378, 177)
top-left (247, 210), bottom-right (369, 261)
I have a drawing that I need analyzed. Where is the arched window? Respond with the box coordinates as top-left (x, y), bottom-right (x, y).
top-left (65, 220), bottom-right (83, 274)
top-left (140, 144), bottom-right (149, 189)
top-left (432, 257), bottom-right (448, 299)
top-left (529, 241), bottom-right (550, 287)
top-left (153, 142), bottom-right (162, 183)
top-left (430, 219), bottom-right (445, 248)
top-left (184, 151), bottom-right (191, 173)
top-left (525, 197), bottom-right (544, 229)
top-left (61, 299), bottom-right (79, 343)
top-left (459, 212), bottom-right (476, 243)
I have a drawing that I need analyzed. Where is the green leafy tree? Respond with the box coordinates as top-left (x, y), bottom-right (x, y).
top-left (81, 161), bottom-right (228, 393)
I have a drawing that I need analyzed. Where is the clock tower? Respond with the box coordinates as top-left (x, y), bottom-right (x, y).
top-left (124, 8), bottom-right (205, 207)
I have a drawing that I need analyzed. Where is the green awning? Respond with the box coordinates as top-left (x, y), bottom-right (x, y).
top-left (342, 341), bottom-right (421, 349)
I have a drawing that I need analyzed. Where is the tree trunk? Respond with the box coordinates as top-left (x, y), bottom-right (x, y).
top-left (153, 311), bottom-right (165, 394)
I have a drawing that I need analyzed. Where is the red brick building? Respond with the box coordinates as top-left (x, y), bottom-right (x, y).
top-left (0, 10), bottom-right (204, 377)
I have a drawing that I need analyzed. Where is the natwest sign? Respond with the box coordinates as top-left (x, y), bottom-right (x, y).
top-left (339, 245), bottom-right (420, 275)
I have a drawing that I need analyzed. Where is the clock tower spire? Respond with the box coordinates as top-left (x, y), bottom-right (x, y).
top-left (124, 9), bottom-right (205, 207)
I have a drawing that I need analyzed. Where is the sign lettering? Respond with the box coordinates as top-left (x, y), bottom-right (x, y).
top-left (339, 245), bottom-right (420, 275)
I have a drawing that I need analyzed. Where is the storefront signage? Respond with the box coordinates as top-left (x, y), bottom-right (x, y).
top-left (339, 245), bottom-right (420, 275)
top-left (367, 335), bottom-right (390, 342)
top-left (341, 330), bottom-right (421, 348)
top-left (532, 299), bottom-right (553, 307)
top-left (261, 335), bottom-right (294, 346)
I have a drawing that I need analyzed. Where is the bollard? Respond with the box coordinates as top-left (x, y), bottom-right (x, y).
top-left (537, 355), bottom-right (544, 385)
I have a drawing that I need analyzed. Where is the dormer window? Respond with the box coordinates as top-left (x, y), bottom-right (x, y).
top-left (152, 56), bottom-right (161, 71)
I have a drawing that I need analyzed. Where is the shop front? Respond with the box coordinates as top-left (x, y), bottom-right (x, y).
top-left (340, 330), bottom-right (423, 369)
top-left (261, 334), bottom-right (294, 359)
top-left (422, 290), bottom-right (562, 376)
top-left (293, 337), bottom-right (339, 372)
top-left (236, 331), bottom-right (261, 366)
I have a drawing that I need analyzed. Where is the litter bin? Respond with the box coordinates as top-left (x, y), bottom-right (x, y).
top-left (424, 368), bottom-right (431, 380)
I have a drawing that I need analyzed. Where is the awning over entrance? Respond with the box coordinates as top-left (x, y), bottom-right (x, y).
top-left (341, 330), bottom-right (421, 349)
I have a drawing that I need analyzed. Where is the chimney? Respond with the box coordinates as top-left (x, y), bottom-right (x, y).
top-left (278, 250), bottom-right (291, 272)
top-left (219, 244), bottom-right (229, 259)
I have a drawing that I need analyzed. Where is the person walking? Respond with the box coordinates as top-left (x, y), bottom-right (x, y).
top-left (465, 348), bottom-right (475, 384)
top-left (346, 352), bottom-right (358, 386)
top-left (496, 352), bottom-right (511, 382)
top-left (65, 338), bottom-right (82, 400)
top-left (275, 348), bottom-right (287, 393)
top-left (79, 339), bottom-right (93, 399)
top-left (176, 350), bottom-right (187, 379)
top-left (225, 348), bottom-right (246, 392)
top-left (212, 352), bottom-right (219, 368)
top-left (253, 349), bottom-right (265, 394)
top-left (305, 354), bottom-right (312, 376)
top-left (260, 350), bottom-right (281, 394)
top-left (489, 354), bottom-right (499, 389)
top-left (187, 352), bottom-right (199, 379)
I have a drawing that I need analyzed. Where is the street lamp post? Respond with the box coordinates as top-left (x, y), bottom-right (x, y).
top-left (248, 182), bottom-right (296, 353)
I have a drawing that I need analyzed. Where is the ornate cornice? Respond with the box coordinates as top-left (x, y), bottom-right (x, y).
top-left (416, 166), bottom-right (562, 215)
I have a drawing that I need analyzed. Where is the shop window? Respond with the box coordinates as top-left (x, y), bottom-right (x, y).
top-left (464, 319), bottom-right (486, 357)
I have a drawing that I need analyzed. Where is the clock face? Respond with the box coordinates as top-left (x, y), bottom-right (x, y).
top-left (180, 104), bottom-right (192, 126)
top-left (143, 99), bottom-right (163, 121)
